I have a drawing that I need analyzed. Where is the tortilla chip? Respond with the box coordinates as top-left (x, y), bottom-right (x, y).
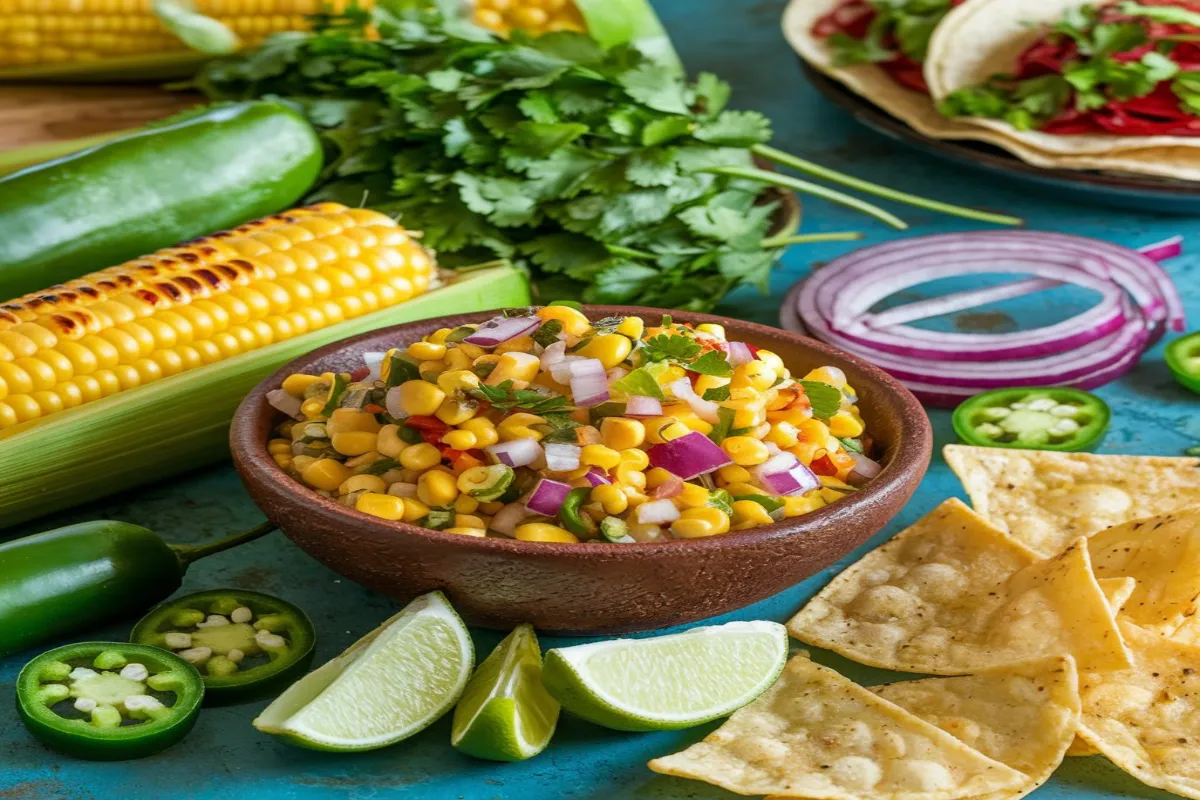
top-left (1088, 509), bottom-right (1200, 638)
top-left (871, 656), bottom-right (1080, 800)
top-left (944, 446), bottom-right (1200, 557)
top-left (1065, 737), bottom-right (1099, 758)
top-left (1078, 620), bottom-right (1200, 799)
top-left (648, 656), bottom-right (1028, 799)
top-left (1097, 577), bottom-right (1138, 616)
top-left (788, 499), bottom-right (1132, 674)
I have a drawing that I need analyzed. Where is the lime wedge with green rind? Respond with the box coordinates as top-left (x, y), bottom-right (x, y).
top-left (451, 624), bottom-right (560, 761)
top-left (541, 620), bottom-right (787, 732)
top-left (253, 591), bottom-right (473, 751)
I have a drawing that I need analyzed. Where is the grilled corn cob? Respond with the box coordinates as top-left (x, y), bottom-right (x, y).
top-left (0, 202), bottom-right (432, 430)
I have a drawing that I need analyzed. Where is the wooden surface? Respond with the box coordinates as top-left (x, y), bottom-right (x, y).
top-left (0, 84), bottom-right (195, 150)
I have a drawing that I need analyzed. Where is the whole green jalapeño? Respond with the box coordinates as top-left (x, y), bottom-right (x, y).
top-left (1166, 332), bottom-right (1200, 395)
top-left (16, 642), bottom-right (204, 760)
top-left (952, 387), bottom-right (1110, 452)
top-left (131, 589), bottom-right (315, 705)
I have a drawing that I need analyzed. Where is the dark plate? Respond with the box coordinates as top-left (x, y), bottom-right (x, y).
top-left (800, 60), bottom-right (1200, 214)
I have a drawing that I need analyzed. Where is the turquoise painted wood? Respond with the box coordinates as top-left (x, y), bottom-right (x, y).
top-left (1, 1), bottom-right (1197, 797)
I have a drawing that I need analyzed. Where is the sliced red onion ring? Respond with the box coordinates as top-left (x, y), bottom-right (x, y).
top-left (583, 468), bottom-right (611, 486)
top-left (362, 351), bottom-right (387, 382)
top-left (1139, 235), bottom-right (1183, 263)
top-left (486, 438), bottom-right (543, 468)
top-left (464, 315), bottom-right (541, 347)
top-left (726, 341), bottom-right (755, 367)
top-left (787, 232), bottom-right (1186, 405)
top-left (624, 396), bottom-right (664, 417)
top-left (266, 389), bottom-right (303, 420)
top-left (669, 378), bottom-right (719, 423)
top-left (544, 442), bottom-right (581, 472)
top-left (526, 479), bottom-right (571, 516)
top-left (754, 453), bottom-right (821, 496)
top-left (569, 358), bottom-right (610, 407)
top-left (636, 499), bottom-right (681, 525)
top-left (647, 432), bottom-right (732, 480)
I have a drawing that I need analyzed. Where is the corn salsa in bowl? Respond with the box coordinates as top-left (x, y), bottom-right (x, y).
top-left (265, 305), bottom-right (881, 543)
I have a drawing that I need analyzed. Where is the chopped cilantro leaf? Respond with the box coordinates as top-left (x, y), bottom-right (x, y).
top-left (532, 319), bottom-right (564, 347)
top-left (702, 384), bottom-right (731, 401)
top-left (537, 412), bottom-right (583, 444)
top-left (642, 333), bottom-right (701, 363)
top-left (708, 406), bottom-right (736, 444)
top-left (472, 380), bottom-right (570, 414)
top-left (687, 350), bottom-right (733, 377)
top-left (797, 380), bottom-right (843, 420)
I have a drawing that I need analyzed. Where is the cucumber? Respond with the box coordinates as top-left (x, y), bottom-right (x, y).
top-left (0, 101), bottom-right (322, 301)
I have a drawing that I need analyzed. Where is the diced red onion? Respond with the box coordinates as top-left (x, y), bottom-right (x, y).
top-left (266, 389), bottom-right (303, 420)
top-left (787, 232), bottom-right (1187, 406)
top-left (543, 442), bottom-right (581, 472)
top-left (647, 432), bottom-right (732, 480)
top-left (526, 479), bottom-right (572, 516)
top-left (607, 367), bottom-right (629, 382)
top-left (669, 378), bottom-right (719, 423)
top-left (540, 340), bottom-right (567, 372)
top-left (583, 468), bottom-right (611, 486)
top-left (726, 341), bottom-right (755, 367)
top-left (652, 473), bottom-right (684, 499)
top-left (486, 438), bottom-right (543, 468)
top-left (624, 396), bottom-right (664, 417)
top-left (385, 386), bottom-right (407, 419)
top-left (754, 453), bottom-right (821, 496)
top-left (636, 499), bottom-right (681, 525)
top-left (362, 351), bottom-right (386, 383)
top-left (848, 452), bottom-right (882, 487)
top-left (463, 315), bottom-right (541, 347)
top-left (569, 358), bottom-right (610, 407)
top-left (490, 502), bottom-right (534, 536)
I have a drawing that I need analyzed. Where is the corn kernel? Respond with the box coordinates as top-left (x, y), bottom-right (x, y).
top-left (783, 493), bottom-right (826, 517)
top-left (428, 328), bottom-right (454, 345)
top-left (435, 398), bottom-right (478, 426)
top-left (723, 482), bottom-right (763, 497)
top-left (615, 466), bottom-right (647, 491)
top-left (692, 374), bottom-right (730, 396)
top-left (733, 361), bottom-right (778, 392)
top-left (327, 408), bottom-right (382, 436)
top-left (828, 411), bottom-right (864, 438)
top-left (454, 495), bottom-right (481, 513)
top-left (660, 404), bottom-right (712, 435)
top-left (399, 442), bottom-right (442, 471)
top-left (591, 484), bottom-right (629, 514)
top-left (461, 417), bottom-right (499, 447)
top-left (757, 349), bottom-right (786, 373)
top-left (618, 448), bottom-right (650, 470)
top-left (436, 369), bottom-right (480, 394)
top-left (273, 453), bottom-right (293, 470)
top-left (355, 492), bottom-right (407, 520)
top-left (444, 527), bottom-right (487, 537)
top-left (616, 316), bottom-right (644, 339)
top-left (302, 459), bottom-right (352, 491)
top-left (677, 483), bottom-right (710, 508)
top-left (695, 323), bottom-right (726, 340)
top-left (455, 513), bottom-right (486, 529)
top-left (670, 506), bottom-right (730, 538)
top-left (644, 417), bottom-right (689, 444)
top-left (486, 352), bottom-right (541, 385)
top-left (268, 438), bottom-right (292, 455)
top-left (765, 421), bottom-right (800, 449)
top-left (715, 464), bottom-right (752, 485)
top-left (722, 436), bottom-right (770, 466)
top-left (580, 445), bottom-right (621, 470)
top-left (444, 348), bottom-right (473, 371)
top-left (804, 366), bottom-right (847, 390)
top-left (535, 305), bottom-right (591, 337)
top-left (597, 417), bottom-right (644, 451)
top-left (644, 468), bottom-right (675, 489)
top-left (401, 497), bottom-right (431, 522)
top-left (396, 380), bottom-right (446, 417)
top-left (339, 474), bottom-right (387, 495)
top-left (300, 398), bottom-right (325, 420)
top-left (291, 455), bottom-right (316, 475)
top-left (331, 431), bottom-right (377, 457)
top-left (442, 429), bottom-right (478, 450)
top-left (376, 424), bottom-right (408, 458)
top-left (498, 412), bottom-right (545, 441)
top-left (514, 523), bottom-right (579, 543)
top-left (576, 334), bottom-right (632, 369)
top-left (282, 373), bottom-right (321, 398)
top-left (732, 499), bottom-right (774, 526)
top-left (408, 341), bottom-right (447, 361)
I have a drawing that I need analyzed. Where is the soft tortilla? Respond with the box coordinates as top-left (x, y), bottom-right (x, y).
top-left (927, 0), bottom-right (1200, 157)
top-left (648, 656), bottom-right (1029, 799)
top-left (944, 445), bottom-right (1200, 558)
top-left (871, 656), bottom-right (1080, 800)
top-left (1078, 620), bottom-right (1200, 799)
top-left (787, 498), bottom-right (1132, 674)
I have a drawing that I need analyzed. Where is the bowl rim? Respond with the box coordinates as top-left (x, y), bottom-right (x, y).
top-left (231, 304), bottom-right (932, 557)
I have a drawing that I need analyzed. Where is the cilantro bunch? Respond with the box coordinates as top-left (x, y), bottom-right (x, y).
top-left (198, 2), bottom-right (1015, 309)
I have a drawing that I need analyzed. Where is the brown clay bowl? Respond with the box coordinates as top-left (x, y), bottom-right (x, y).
top-left (230, 306), bottom-right (932, 635)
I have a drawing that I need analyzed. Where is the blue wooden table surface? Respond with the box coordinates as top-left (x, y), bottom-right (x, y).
top-left (2, 2), bottom-right (1197, 798)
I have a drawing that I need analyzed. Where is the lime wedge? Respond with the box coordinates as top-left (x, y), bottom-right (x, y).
top-left (253, 591), bottom-right (473, 751)
top-left (451, 624), bottom-right (560, 761)
top-left (541, 620), bottom-right (787, 732)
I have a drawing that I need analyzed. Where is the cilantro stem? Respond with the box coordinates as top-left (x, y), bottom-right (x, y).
top-left (761, 231), bottom-right (864, 248)
top-left (751, 144), bottom-right (1023, 226)
top-left (703, 166), bottom-right (909, 230)
top-left (606, 244), bottom-right (656, 259)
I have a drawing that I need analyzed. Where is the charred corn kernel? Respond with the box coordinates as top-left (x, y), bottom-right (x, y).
top-left (514, 523), bottom-right (578, 543)
top-left (407, 342), bottom-right (446, 361)
top-left (498, 412), bottom-right (545, 441)
top-left (580, 445), bottom-right (621, 470)
top-left (397, 380), bottom-right (445, 416)
top-left (784, 493), bottom-right (827, 517)
top-left (660, 404), bottom-right (712, 435)
top-left (376, 425), bottom-right (408, 458)
top-left (756, 350), bottom-right (785, 373)
top-left (599, 417), bottom-right (645, 451)
top-left (591, 484), bottom-right (629, 514)
top-left (692, 374), bottom-right (731, 395)
top-left (765, 421), bottom-right (800, 449)
top-left (486, 352), bottom-right (541, 385)
top-left (435, 398), bottom-right (477, 426)
top-left (327, 408), bottom-right (382, 436)
top-left (670, 506), bottom-right (731, 538)
top-left (443, 348), bottom-right (472, 371)
top-left (454, 495), bottom-right (480, 514)
top-left (676, 483), bottom-right (711, 508)
top-left (577, 335), bottom-right (632, 369)
top-left (339, 474), bottom-right (387, 495)
top-left (722, 436), bottom-right (770, 466)
top-left (282, 374), bottom-right (321, 398)
top-left (723, 482), bottom-right (763, 498)
top-left (455, 514), bottom-right (486, 529)
top-left (828, 411), bottom-right (864, 438)
top-left (436, 369), bottom-right (480, 394)
top-left (399, 443), bottom-right (442, 471)
top-left (401, 497), bottom-right (431, 522)
top-left (331, 431), bottom-right (376, 456)
top-left (644, 417), bottom-right (689, 444)
top-left (300, 398), bottom-right (325, 420)
top-left (732, 500), bottom-right (774, 526)
top-left (302, 459), bottom-right (352, 491)
top-left (618, 448), bottom-right (650, 470)
top-left (644, 468), bottom-right (676, 489)
top-left (535, 305), bottom-right (590, 337)
top-left (355, 493), bottom-right (407, 521)
top-left (715, 464), bottom-right (752, 485)
top-left (804, 366), bottom-right (847, 390)
top-left (442, 429), bottom-right (477, 450)
top-left (445, 527), bottom-right (487, 538)
top-left (461, 417), bottom-right (499, 447)
top-left (427, 328), bottom-right (454, 345)
top-left (418, 470), bottom-right (459, 506)
top-left (616, 316), bottom-right (644, 339)
top-left (267, 438), bottom-right (292, 456)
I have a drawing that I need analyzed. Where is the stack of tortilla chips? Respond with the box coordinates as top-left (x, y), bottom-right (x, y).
top-left (650, 445), bottom-right (1200, 799)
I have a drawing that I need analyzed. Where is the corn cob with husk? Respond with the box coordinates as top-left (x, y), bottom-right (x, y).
top-left (0, 202), bottom-right (530, 528)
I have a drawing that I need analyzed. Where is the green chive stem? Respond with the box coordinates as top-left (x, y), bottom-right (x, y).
top-left (761, 231), bottom-right (864, 248)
